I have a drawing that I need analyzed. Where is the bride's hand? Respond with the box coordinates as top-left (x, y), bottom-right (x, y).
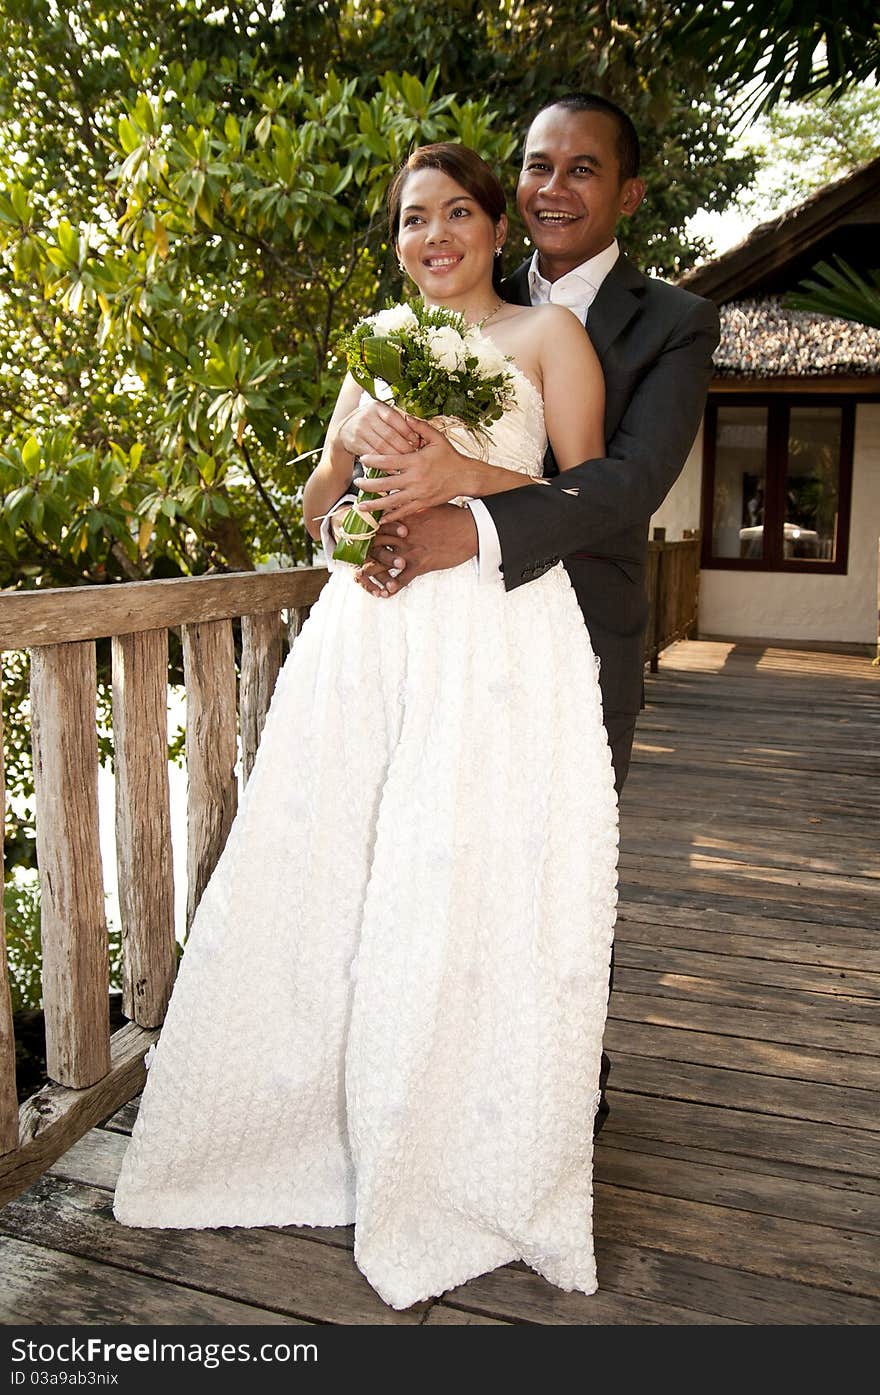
top-left (358, 420), bottom-right (479, 523)
top-left (339, 400), bottom-right (422, 457)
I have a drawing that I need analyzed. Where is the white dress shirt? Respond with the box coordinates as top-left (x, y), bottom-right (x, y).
top-left (467, 239), bottom-right (620, 584)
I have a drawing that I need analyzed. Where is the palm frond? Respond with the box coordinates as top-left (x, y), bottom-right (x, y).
top-left (785, 257), bottom-right (880, 330)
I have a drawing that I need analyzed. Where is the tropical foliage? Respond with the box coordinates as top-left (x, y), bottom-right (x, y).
top-left (680, 1), bottom-right (880, 114)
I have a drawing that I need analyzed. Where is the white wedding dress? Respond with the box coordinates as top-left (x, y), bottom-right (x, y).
top-left (113, 352), bottom-right (619, 1310)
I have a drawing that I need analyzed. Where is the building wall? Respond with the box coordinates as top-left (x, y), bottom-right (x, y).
top-left (649, 422), bottom-right (703, 541)
top-left (697, 403), bottom-right (880, 646)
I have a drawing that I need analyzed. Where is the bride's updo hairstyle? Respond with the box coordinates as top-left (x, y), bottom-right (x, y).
top-left (387, 142), bottom-right (507, 291)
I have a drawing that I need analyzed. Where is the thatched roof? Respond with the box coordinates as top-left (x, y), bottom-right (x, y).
top-left (713, 297), bottom-right (880, 378)
top-left (680, 156), bottom-right (880, 305)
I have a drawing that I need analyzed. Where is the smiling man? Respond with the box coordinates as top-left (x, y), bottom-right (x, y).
top-left (338, 93), bottom-right (719, 795)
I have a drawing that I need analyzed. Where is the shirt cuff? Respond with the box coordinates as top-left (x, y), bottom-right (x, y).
top-left (320, 494), bottom-right (357, 569)
top-left (465, 498), bottom-right (504, 586)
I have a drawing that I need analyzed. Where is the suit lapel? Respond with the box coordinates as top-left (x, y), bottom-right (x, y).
top-left (504, 253), bottom-right (647, 355)
top-left (586, 255), bottom-right (646, 358)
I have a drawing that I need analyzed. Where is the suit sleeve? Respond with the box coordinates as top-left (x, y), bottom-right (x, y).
top-left (482, 297), bottom-right (720, 588)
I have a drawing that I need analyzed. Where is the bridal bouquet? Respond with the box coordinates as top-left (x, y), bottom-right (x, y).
top-left (331, 300), bottom-right (516, 565)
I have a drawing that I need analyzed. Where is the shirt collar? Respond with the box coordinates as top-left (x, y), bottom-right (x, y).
top-left (527, 239), bottom-right (620, 308)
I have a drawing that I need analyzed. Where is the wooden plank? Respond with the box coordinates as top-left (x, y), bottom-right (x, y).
top-left (287, 604), bottom-right (312, 646)
top-left (610, 989), bottom-right (879, 1056)
top-left (0, 665), bottom-right (19, 1154)
top-left (0, 1023), bottom-right (156, 1208)
top-left (621, 831), bottom-right (880, 882)
top-left (0, 568), bottom-right (329, 650)
top-left (441, 1267), bottom-right (740, 1325)
top-left (593, 1239), bottom-right (880, 1325)
top-left (182, 619), bottom-right (238, 930)
top-left (596, 1182), bottom-right (880, 1298)
top-left (30, 642), bottom-right (109, 1088)
top-left (611, 1053), bottom-right (880, 1131)
top-left (618, 918), bottom-right (880, 974)
top-left (602, 1091), bottom-right (879, 1180)
top-left (619, 849), bottom-right (880, 908)
top-left (614, 966), bottom-right (880, 1026)
top-left (49, 1125), bottom-right (128, 1190)
top-left (425, 1304), bottom-right (513, 1324)
top-left (101, 1098), bottom-right (141, 1135)
top-left (0, 1175), bottom-right (426, 1325)
top-left (618, 898), bottom-right (880, 950)
top-left (618, 882), bottom-right (876, 933)
top-left (0, 1237), bottom-right (304, 1325)
top-left (615, 941), bottom-right (879, 999)
top-left (602, 1129), bottom-right (880, 1198)
top-left (605, 1019), bottom-right (880, 1090)
top-left (111, 629), bottom-right (177, 1027)
top-left (595, 1144), bottom-right (880, 1236)
top-left (240, 610), bottom-right (283, 784)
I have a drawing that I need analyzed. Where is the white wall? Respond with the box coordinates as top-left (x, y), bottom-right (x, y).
top-left (698, 403), bottom-right (880, 646)
top-left (649, 422), bottom-right (703, 540)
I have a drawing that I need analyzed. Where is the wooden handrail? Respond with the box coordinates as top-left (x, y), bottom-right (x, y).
top-left (0, 566), bottom-right (330, 1205)
top-left (644, 536), bottom-right (700, 672)
top-left (0, 567), bottom-right (329, 650)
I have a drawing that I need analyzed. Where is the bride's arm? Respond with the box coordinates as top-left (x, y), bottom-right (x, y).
top-left (302, 374), bottom-right (365, 541)
top-left (537, 305), bottom-right (606, 470)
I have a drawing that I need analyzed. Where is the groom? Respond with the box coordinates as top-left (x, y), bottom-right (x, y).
top-left (331, 93), bottom-right (720, 1132)
top-left (340, 93), bottom-right (719, 792)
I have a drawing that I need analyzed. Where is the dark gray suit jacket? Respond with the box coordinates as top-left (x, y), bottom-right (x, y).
top-left (493, 254), bottom-right (720, 717)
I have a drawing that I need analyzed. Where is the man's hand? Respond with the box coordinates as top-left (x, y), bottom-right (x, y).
top-left (359, 420), bottom-right (478, 524)
top-left (355, 504), bottom-right (478, 598)
top-left (339, 399), bottom-right (422, 457)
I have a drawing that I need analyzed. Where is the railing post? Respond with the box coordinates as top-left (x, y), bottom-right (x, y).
top-left (0, 666), bottom-right (20, 1154)
top-left (182, 620), bottom-right (238, 930)
top-left (112, 629), bottom-right (177, 1027)
top-left (650, 528), bottom-right (667, 673)
top-left (240, 611), bottom-right (283, 785)
top-left (30, 642), bottom-right (110, 1088)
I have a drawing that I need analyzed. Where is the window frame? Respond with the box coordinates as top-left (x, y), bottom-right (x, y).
top-left (700, 393), bottom-right (855, 575)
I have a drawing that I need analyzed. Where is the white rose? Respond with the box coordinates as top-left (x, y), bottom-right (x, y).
top-left (369, 304), bottom-right (419, 334)
top-left (426, 324), bottom-right (467, 372)
top-left (464, 331), bottom-right (511, 379)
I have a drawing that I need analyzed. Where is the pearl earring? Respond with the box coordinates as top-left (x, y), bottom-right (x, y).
top-left (398, 260), bottom-right (405, 272)
top-left (494, 247), bottom-right (502, 258)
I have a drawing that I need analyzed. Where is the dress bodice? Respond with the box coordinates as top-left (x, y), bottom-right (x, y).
top-left (446, 361), bottom-right (547, 480)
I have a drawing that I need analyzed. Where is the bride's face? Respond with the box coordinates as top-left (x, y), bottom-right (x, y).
top-left (395, 168), bottom-right (506, 306)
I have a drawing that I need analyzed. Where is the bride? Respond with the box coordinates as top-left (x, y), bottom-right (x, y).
top-left (113, 143), bottom-right (619, 1313)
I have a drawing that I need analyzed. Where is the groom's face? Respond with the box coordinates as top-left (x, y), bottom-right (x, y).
top-left (517, 106), bottom-right (644, 281)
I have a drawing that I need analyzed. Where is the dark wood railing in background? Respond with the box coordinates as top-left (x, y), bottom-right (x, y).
top-left (645, 532), bottom-right (701, 672)
top-left (0, 541), bottom-right (700, 1206)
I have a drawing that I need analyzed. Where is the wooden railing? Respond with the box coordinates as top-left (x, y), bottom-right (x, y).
top-left (644, 533), bottom-right (701, 672)
top-left (0, 566), bottom-right (329, 1205)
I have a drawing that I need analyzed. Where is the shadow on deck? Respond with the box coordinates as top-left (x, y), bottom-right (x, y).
top-left (1, 640), bottom-right (878, 1325)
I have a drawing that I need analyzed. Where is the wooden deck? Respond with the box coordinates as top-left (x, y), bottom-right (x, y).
top-left (1, 639), bottom-right (878, 1325)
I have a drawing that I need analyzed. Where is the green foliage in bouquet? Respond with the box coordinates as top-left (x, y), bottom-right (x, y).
top-left (332, 302), bottom-right (515, 564)
top-left (339, 302), bottom-right (514, 430)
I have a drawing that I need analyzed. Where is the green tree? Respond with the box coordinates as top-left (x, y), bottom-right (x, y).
top-left (733, 84), bottom-right (880, 219)
top-left (0, 0), bottom-right (754, 875)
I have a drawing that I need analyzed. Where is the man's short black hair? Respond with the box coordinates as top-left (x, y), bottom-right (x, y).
top-left (529, 92), bottom-right (641, 181)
